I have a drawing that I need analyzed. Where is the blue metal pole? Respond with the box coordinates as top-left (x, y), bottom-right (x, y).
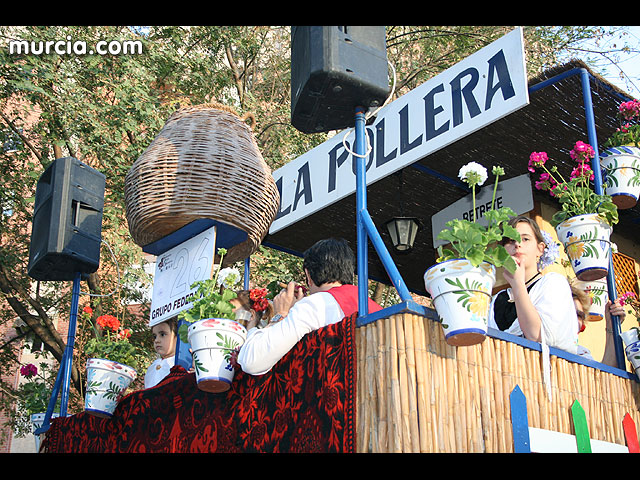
top-left (35, 272), bottom-right (81, 435)
top-left (580, 69), bottom-right (625, 370)
top-left (244, 257), bottom-right (250, 290)
top-left (355, 107), bottom-right (369, 317)
top-left (360, 209), bottom-right (412, 301)
top-left (59, 272), bottom-right (81, 414)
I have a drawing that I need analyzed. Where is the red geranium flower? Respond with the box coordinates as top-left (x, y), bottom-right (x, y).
top-left (96, 314), bottom-right (120, 332)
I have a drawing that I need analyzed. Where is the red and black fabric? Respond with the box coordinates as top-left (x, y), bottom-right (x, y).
top-left (41, 313), bottom-right (357, 453)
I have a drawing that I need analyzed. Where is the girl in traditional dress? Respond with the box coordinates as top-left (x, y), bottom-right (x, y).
top-left (488, 215), bottom-right (579, 354)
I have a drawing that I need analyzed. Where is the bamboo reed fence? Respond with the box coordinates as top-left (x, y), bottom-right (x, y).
top-left (356, 312), bottom-right (640, 452)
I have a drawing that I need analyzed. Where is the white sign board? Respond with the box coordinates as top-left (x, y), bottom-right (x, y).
top-left (529, 427), bottom-right (628, 453)
top-left (270, 27), bottom-right (529, 234)
top-left (431, 173), bottom-right (534, 247)
top-left (149, 226), bottom-right (217, 327)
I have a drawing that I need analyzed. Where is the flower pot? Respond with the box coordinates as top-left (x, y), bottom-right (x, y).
top-left (600, 145), bottom-right (640, 209)
top-left (187, 318), bottom-right (247, 393)
top-left (84, 358), bottom-right (137, 418)
top-left (424, 259), bottom-right (495, 346)
top-left (583, 278), bottom-right (608, 321)
top-left (555, 214), bottom-right (612, 281)
top-left (620, 328), bottom-right (639, 348)
top-left (31, 412), bottom-right (59, 451)
top-left (625, 339), bottom-right (640, 376)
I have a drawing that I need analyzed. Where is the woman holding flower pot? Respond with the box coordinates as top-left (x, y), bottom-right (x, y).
top-left (488, 215), bottom-right (579, 355)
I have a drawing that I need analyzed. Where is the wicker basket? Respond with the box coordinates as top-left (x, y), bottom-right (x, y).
top-left (124, 103), bottom-right (280, 264)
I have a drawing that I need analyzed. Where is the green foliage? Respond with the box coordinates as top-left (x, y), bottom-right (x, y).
top-left (436, 165), bottom-right (520, 274)
top-left (437, 207), bottom-right (520, 274)
top-left (7, 358), bottom-right (60, 438)
top-left (529, 142), bottom-right (619, 228)
top-left (550, 186), bottom-right (619, 228)
top-left (178, 248), bottom-right (241, 343)
top-left (84, 336), bottom-right (144, 371)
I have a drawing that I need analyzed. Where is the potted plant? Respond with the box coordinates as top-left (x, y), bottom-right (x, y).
top-left (528, 140), bottom-right (619, 281)
top-left (178, 247), bottom-right (247, 393)
top-left (424, 163), bottom-right (520, 347)
top-left (83, 306), bottom-right (141, 418)
top-left (600, 99), bottom-right (640, 209)
top-left (12, 362), bottom-right (59, 451)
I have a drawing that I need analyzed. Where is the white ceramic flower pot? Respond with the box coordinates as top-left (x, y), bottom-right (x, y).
top-left (85, 358), bottom-right (137, 418)
top-left (583, 278), bottom-right (608, 321)
top-left (620, 328), bottom-right (640, 347)
top-left (625, 339), bottom-right (640, 375)
top-left (600, 145), bottom-right (640, 209)
top-left (424, 259), bottom-right (495, 346)
top-left (31, 412), bottom-right (59, 451)
top-left (555, 214), bottom-right (612, 281)
top-left (187, 318), bottom-right (247, 393)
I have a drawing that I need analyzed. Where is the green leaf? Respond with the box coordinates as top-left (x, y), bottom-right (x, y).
top-left (501, 224), bottom-right (521, 242)
top-left (466, 247), bottom-right (485, 267)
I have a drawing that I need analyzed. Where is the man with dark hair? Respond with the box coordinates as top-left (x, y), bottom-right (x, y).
top-left (238, 238), bottom-right (381, 375)
top-left (303, 237), bottom-right (356, 286)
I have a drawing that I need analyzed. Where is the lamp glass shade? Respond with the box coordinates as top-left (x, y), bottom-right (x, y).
top-left (385, 217), bottom-right (419, 251)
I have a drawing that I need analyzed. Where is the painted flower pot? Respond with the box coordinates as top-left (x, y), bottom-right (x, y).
top-left (583, 278), bottom-right (608, 322)
top-left (424, 259), bottom-right (495, 346)
top-left (620, 328), bottom-right (639, 348)
top-left (625, 339), bottom-right (640, 375)
top-left (187, 318), bottom-right (247, 393)
top-left (31, 412), bottom-right (59, 451)
top-left (85, 358), bottom-right (137, 418)
top-left (600, 145), bottom-right (640, 209)
top-left (555, 214), bottom-right (612, 281)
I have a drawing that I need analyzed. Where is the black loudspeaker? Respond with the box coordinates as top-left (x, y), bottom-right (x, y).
top-left (28, 157), bottom-right (106, 281)
top-left (291, 26), bottom-right (390, 134)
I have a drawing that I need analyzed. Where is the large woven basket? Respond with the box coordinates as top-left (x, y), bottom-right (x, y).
top-left (124, 103), bottom-right (280, 264)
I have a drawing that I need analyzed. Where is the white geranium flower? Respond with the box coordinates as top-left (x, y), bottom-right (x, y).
top-left (216, 267), bottom-right (241, 289)
top-left (458, 162), bottom-right (488, 187)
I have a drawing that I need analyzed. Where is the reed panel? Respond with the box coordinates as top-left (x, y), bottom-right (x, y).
top-left (356, 313), bottom-right (640, 452)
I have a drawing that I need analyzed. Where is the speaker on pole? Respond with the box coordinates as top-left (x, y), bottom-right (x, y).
top-left (28, 157), bottom-right (106, 281)
top-left (290, 26), bottom-right (390, 134)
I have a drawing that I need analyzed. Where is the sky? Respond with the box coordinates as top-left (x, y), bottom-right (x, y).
top-left (573, 26), bottom-right (640, 99)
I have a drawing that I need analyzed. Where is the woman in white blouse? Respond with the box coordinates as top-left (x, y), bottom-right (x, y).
top-left (488, 215), bottom-right (579, 355)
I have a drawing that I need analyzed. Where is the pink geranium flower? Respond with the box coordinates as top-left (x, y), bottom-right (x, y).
top-left (20, 363), bottom-right (38, 378)
top-left (528, 151), bottom-right (547, 172)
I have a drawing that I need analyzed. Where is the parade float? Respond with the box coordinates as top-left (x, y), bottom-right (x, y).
top-left (35, 27), bottom-right (640, 453)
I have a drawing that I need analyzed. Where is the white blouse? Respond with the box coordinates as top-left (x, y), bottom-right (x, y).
top-left (237, 292), bottom-right (345, 376)
top-left (488, 272), bottom-right (579, 355)
top-left (144, 356), bottom-right (175, 389)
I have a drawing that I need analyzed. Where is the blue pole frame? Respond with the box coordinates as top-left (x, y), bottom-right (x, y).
top-left (354, 67), bottom-right (630, 369)
top-left (34, 272), bottom-right (81, 435)
top-left (578, 68), bottom-right (625, 369)
top-left (354, 106), bottom-right (413, 319)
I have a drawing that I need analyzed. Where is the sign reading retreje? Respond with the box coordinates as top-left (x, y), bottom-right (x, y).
top-left (270, 27), bottom-right (529, 234)
top-left (431, 174), bottom-right (534, 248)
